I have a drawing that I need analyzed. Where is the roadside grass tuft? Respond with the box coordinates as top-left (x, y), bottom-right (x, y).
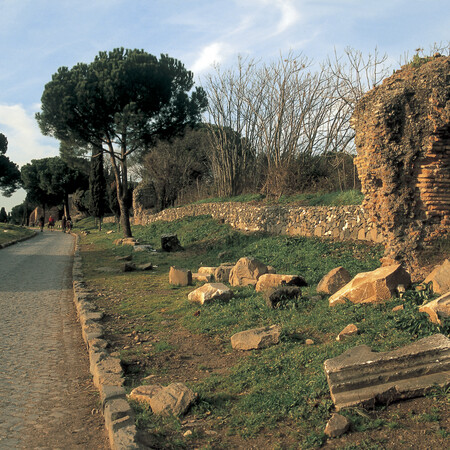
top-left (0, 223), bottom-right (35, 245)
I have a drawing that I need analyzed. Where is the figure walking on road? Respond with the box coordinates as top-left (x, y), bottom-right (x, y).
top-left (66, 216), bottom-right (72, 233)
top-left (48, 215), bottom-right (55, 231)
top-left (39, 216), bottom-right (45, 232)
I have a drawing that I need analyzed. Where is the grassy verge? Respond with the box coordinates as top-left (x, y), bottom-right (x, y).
top-left (0, 223), bottom-right (34, 245)
top-left (193, 190), bottom-right (364, 207)
top-left (76, 216), bottom-right (449, 449)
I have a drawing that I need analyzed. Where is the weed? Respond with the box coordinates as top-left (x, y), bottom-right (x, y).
top-left (340, 408), bottom-right (385, 432)
top-left (392, 306), bottom-right (450, 338)
top-left (437, 427), bottom-right (449, 438)
top-left (302, 431), bottom-right (327, 448)
top-left (153, 341), bottom-right (174, 353)
top-left (418, 407), bottom-right (441, 422)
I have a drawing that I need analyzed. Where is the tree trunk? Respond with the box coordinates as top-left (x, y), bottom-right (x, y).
top-left (118, 196), bottom-right (132, 237)
top-left (107, 145), bottom-right (133, 238)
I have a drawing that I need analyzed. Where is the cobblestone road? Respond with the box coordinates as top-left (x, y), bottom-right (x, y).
top-left (0, 231), bottom-right (108, 449)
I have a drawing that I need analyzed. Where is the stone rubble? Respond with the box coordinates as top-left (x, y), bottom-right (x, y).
top-left (324, 413), bottom-right (351, 438)
top-left (255, 273), bottom-right (307, 292)
top-left (188, 283), bottom-right (233, 305)
top-left (324, 334), bottom-right (450, 410)
top-left (129, 383), bottom-right (197, 416)
top-left (229, 256), bottom-right (268, 286)
top-left (419, 292), bottom-right (450, 325)
top-left (169, 266), bottom-right (193, 286)
top-left (336, 324), bottom-right (358, 341)
top-left (231, 325), bottom-right (281, 350)
top-left (317, 266), bottom-right (352, 295)
top-left (161, 234), bottom-right (183, 252)
top-left (329, 264), bottom-right (411, 306)
top-left (423, 259), bottom-right (450, 294)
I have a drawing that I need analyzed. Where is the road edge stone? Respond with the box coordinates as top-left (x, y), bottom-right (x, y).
top-left (72, 234), bottom-right (143, 449)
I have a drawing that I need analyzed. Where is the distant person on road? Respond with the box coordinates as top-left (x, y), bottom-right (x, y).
top-left (66, 216), bottom-right (72, 233)
top-left (39, 216), bottom-right (45, 232)
top-left (61, 215), bottom-right (67, 233)
top-left (48, 215), bottom-right (55, 231)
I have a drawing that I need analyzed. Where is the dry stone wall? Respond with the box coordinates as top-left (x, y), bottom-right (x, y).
top-left (133, 201), bottom-right (382, 243)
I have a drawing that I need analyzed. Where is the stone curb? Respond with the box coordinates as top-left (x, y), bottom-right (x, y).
top-left (71, 234), bottom-right (142, 449)
top-left (0, 230), bottom-right (37, 249)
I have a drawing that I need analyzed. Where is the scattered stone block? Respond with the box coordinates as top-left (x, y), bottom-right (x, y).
top-left (198, 266), bottom-right (217, 276)
top-left (133, 244), bottom-right (154, 252)
top-left (188, 283), bottom-right (232, 305)
top-left (336, 324), bottom-right (358, 341)
top-left (423, 259), bottom-right (450, 294)
top-left (255, 273), bottom-right (307, 292)
top-left (161, 234), bottom-right (183, 252)
top-left (169, 267), bottom-right (192, 286)
top-left (106, 230), bottom-right (115, 234)
top-left (324, 333), bottom-right (450, 410)
top-left (129, 383), bottom-right (197, 416)
top-left (192, 273), bottom-right (212, 283)
top-left (305, 339), bottom-right (315, 345)
top-left (115, 255), bottom-right (132, 262)
top-left (324, 413), bottom-right (350, 438)
top-left (229, 257), bottom-right (268, 286)
top-left (122, 238), bottom-right (138, 246)
top-left (114, 237), bottom-right (138, 246)
top-left (231, 325), bottom-right (281, 350)
top-left (137, 262), bottom-right (153, 271)
top-left (392, 304), bottom-right (404, 312)
top-left (419, 292), bottom-right (450, 325)
top-left (122, 262), bottom-right (136, 272)
top-left (317, 266), bottom-right (352, 295)
top-left (264, 286), bottom-right (302, 309)
top-left (329, 264), bottom-right (411, 306)
top-left (214, 265), bottom-right (234, 283)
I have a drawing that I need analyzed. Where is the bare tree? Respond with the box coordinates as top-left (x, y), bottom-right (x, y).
top-left (203, 48), bottom-right (391, 197)
top-left (203, 57), bottom-right (260, 197)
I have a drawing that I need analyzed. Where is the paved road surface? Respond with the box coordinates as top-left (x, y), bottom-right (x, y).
top-left (0, 231), bottom-right (109, 449)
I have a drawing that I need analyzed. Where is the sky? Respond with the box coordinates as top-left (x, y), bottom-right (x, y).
top-left (0, 0), bottom-right (449, 212)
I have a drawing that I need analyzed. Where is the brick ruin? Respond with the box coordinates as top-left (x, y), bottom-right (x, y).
top-left (351, 55), bottom-right (449, 273)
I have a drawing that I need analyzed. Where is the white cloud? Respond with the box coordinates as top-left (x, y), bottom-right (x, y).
top-left (0, 104), bottom-right (59, 167)
top-left (189, 0), bottom-right (304, 74)
top-left (191, 42), bottom-right (232, 73)
top-left (273, 0), bottom-right (301, 35)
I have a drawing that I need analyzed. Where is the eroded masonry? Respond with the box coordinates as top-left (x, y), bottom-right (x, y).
top-left (351, 55), bottom-right (450, 271)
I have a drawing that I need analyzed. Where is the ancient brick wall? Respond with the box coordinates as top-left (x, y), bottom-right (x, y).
top-left (29, 206), bottom-right (60, 225)
top-left (133, 201), bottom-right (382, 243)
top-left (350, 55), bottom-right (450, 270)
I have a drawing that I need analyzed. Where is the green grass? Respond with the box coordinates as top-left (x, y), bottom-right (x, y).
top-left (75, 215), bottom-right (449, 447)
top-left (191, 189), bottom-right (364, 207)
top-left (0, 223), bottom-right (35, 245)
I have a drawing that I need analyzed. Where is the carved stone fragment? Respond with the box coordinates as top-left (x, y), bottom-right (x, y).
top-left (324, 334), bottom-right (450, 410)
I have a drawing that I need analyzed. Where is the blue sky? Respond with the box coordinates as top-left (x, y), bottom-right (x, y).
top-left (1, 0), bottom-right (449, 211)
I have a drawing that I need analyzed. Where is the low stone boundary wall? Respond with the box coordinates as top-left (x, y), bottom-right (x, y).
top-left (72, 235), bottom-right (140, 449)
top-left (134, 203), bottom-right (382, 243)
